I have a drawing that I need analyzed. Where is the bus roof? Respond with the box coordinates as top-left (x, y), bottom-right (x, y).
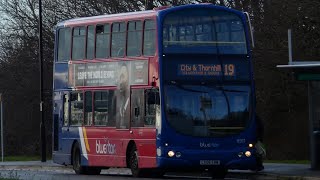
top-left (57, 4), bottom-right (243, 28)
top-left (58, 10), bottom-right (157, 27)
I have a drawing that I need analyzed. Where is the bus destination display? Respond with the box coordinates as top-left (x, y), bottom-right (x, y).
top-left (178, 64), bottom-right (235, 76)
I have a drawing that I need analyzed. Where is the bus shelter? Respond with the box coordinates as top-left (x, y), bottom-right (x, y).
top-left (277, 61), bottom-right (320, 170)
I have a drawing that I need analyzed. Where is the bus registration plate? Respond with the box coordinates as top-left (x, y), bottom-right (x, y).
top-left (200, 160), bottom-right (220, 165)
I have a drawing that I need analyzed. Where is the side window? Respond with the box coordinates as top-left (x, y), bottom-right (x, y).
top-left (94, 90), bottom-right (116, 126)
top-left (230, 20), bottom-right (245, 42)
top-left (145, 89), bottom-right (159, 126)
top-left (131, 89), bottom-right (145, 127)
top-left (96, 24), bottom-right (110, 58)
top-left (72, 27), bottom-right (86, 60)
top-left (111, 22), bottom-right (126, 57)
top-left (84, 91), bottom-right (92, 126)
top-left (63, 94), bottom-right (69, 126)
top-left (86, 25), bottom-right (95, 59)
top-left (57, 28), bottom-right (71, 61)
top-left (70, 92), bottom-right (84, 126)
top-left (143, 20), bottom-right (156, 56)
top-left (127, 21), bottom-right (142, 57)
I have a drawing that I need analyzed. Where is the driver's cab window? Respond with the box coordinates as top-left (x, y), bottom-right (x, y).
top-left (145, 89), bottom-right (159, 126)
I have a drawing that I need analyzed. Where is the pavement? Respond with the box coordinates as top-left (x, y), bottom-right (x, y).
top-left (0, 161), bottom-right (319, 179)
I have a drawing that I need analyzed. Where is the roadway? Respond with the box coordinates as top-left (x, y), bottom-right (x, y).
top-left (0, 161), bottom-right (319, 180)
top-left (0, 168), bottom-right (266, 180)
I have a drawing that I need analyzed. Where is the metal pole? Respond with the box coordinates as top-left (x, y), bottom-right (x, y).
top-left (39, 0), bottom-right (46, 162)
top-left (0, 94), bottom-right (3, 162)
top-left (288, 29), bottom-right (293, 64)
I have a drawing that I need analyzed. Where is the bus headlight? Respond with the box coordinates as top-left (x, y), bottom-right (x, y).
top-left (168, 151), bottom-right (175, 157)
top-left (249, 143), bottom-right (253, 148)
top-left (245, 151), bottom-right (251, 157)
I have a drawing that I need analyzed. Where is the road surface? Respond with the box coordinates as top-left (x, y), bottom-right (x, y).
top-left (0, 167), bottom-right (270, 180)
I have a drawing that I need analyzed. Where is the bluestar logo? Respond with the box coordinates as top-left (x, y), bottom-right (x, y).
top-left (96, 140), bottom-right (116, 154)
top-left (200, 142), bottom-right (219, 148)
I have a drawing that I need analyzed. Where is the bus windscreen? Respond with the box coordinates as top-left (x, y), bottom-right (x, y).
top-left (162, 8), bottom-right (247, 54)
top-left (164, 83), bottom-right (250, 137)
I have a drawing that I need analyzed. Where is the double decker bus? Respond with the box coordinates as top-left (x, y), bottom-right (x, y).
top-left (53, 3), bottom-right (257, 178)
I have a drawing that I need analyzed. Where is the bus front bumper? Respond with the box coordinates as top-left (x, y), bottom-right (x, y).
top-left (156, 150), bottom-right (258, 170)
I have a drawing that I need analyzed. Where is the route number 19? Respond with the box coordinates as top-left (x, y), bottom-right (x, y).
top-left (224, 64), bottom-right (235, 76)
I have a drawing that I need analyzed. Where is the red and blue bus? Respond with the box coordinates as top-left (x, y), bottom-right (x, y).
top-left (53, 3), bottom-right (257, 178)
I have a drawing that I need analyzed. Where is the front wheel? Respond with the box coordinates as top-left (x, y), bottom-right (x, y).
top-left (129, 145), bottom-right (146, 177)
top-left (72, 142), bottom-right (86, 174)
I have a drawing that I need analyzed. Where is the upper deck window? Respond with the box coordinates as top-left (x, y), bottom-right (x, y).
top-left (72, 27), bottom-right (86, 60)
top-left (143, 20), bottom-right (156, 56)
top-left (127, 21), bottom-right (142, 57)
top-left (96, 24), bottom-right (110, 58)
top-left (111, 22), bottom-right (126, 57)
top-left (86, 25), bottom-right (95, 60)
top-left (162, 8), bottom-right (247, 54)
top-left (57, 28), bottom-right (71, 61)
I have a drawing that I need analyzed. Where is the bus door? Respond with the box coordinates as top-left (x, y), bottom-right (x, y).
top-left (53, 91), bottom-right (70, 153)
top-left (130, 88), bottom-right (159, 128)
top-left (53, 91), bottom-right (64, 152)
top-left (131, 89), bottom-right (145, 128)
top-left (116, 88), bottom-right (131, 130)
top-left (60, 92), bottom-right (70, 154)
top-left (145, 88), bottom-right (160, 127)
top-left (130, 88), bottom-right (158, 159)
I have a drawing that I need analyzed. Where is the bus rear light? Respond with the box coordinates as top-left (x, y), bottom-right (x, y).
top-left (168, 151), bottom-right (175, 157)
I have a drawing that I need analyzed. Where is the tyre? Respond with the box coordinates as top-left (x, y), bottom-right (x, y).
top-left (72, 142), bottom-right (87, 174)
top-left (129, 145), bottom-right (146, 177)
